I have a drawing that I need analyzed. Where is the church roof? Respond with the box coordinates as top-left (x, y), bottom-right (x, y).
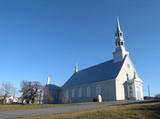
top-left (47, 84), bottom-right (60, 90)
top-left (63, 58), bottom-right (125, 88)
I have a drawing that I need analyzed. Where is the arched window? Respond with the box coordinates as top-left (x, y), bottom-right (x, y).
top-left (96, 85), bottom-right (101, 96)
top-left (71, 89), bottom-right (75, 98)
top-left (118, 42), bottom-right (121, 46)
top-left (86, 86), bottom-right (91, 97)
top-left (65, 90), bottom-right (69, 98)
top-left (126, 73), bottom-right (129, 80)
top-left (120, 32), bottom-right (122, 36)
top-left (78, 88), bottom-right (82, 97)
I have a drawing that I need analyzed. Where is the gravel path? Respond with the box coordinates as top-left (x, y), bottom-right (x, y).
top-left (0, 101), bottom-right (135, 119)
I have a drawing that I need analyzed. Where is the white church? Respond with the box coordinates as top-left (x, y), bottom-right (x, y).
top-left (44, 19), bottom-right (144, 104)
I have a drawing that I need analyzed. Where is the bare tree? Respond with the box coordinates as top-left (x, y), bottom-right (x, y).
top-left (20, 81), bottom-right (42, 104)
top-left (20, 81), bottom-right (32, 104)
top-left (0, 82), bottom-right (15, 104)
top-left (31, 81), bottom-right (42, 104)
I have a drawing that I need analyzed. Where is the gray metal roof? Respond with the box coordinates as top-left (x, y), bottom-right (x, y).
top-left (63, 58), bottom-right (125, 88)
top-left (47, 84), bottom-right (60, 90)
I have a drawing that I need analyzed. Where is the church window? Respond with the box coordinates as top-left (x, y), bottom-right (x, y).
top-left (129, 90), bottom-right (132, 93)
top-left (121, 42), bottom-right (123, 45)
top-left (86, 86), bottom-right (91, 97)
top-left (126, 73), bottom-right (129, 80)
top-left (96, 85), bottom-right (101, 96)
top-left (65, 90), bottom-right (69, 98)
top-left (129, 86), bottom-right (132, 90)
top-left (127, 73), bottom-right (132, 80)
top-left (78, 88), bottom-right (82, 97)
top-left (71, 89), bottom-right (75, 98)
top-left (127, 64), bottom-right (130, 68)
top-left (118, 42), bottom-right (120, 46)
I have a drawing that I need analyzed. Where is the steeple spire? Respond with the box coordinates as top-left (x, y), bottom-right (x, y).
top-left (47, 76), bottom-right (51, 85)
top-left (115, 18), bottom-right (124, 48)
top-left (113, 18), bottom-right (129, 63)
top-left (116, 17), bottom-right (122, 33)
top-left (74, 63), bottom-right (79, 73)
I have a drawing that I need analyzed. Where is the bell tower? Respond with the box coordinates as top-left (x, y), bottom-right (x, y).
top-left (113, 18), bottom-right (129, 63)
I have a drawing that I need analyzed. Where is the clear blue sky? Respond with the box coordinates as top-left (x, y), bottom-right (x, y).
top-left (0, 0), bottom-right (159, 96)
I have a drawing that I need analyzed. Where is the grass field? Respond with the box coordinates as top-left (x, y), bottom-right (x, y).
top-left (0, 102), bottom-right (95, 111)
top-left (0, 104), bottom-right (66, 111)
top-left (19, 102), bottom-right (160, 119)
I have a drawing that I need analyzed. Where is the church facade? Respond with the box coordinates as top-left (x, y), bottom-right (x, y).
top-left (44, 19), bottom-right (144, 104)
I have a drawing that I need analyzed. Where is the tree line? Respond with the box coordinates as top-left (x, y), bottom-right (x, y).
top-left (0, 80), bottom-right (51, 104)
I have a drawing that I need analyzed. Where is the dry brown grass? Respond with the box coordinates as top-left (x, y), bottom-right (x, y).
top-left (0, 102), bottom-right (97, 111)
top-left (0, 104), bottom-right (67, 111)
top-left (18, 102), bottom-right (160, 119)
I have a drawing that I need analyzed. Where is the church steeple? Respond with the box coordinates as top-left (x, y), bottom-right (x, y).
top-left (115, 18), bottom-right (125, 49)
top-left (113, 18), bottom-right (129, 63)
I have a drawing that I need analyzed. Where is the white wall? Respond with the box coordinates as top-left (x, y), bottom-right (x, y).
top-left (61, 79), bottom-right (116, 103)
top-left (115, 55), bottom-right (141, 100)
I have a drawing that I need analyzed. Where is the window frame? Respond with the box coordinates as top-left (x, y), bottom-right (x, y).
top-left (86, 86), bottom-right (91, 97)
top-left (71, 89), bottom-right (75, 98)
top-left (78, 88), bottom-right (82, 98)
